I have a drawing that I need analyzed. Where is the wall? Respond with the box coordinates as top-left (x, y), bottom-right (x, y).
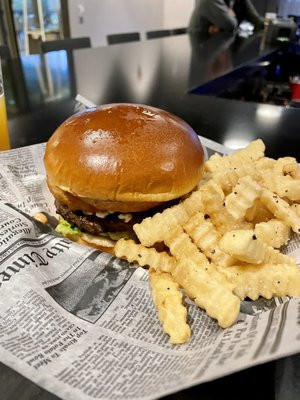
top-left (67, 0), bottom-right (195, 47)
top-left (278, 0), bottom-right (300, 17)
top-left (162, 0), bottom-right (194, 29)
top-left (251, 0), bottom-right (279, 15)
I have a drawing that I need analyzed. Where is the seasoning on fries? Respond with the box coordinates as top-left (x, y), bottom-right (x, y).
top-left (117, 140), bottom-right (300, 344)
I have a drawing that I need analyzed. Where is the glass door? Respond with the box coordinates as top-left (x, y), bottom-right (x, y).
top-left (11, 0), bottom-right (67, 55)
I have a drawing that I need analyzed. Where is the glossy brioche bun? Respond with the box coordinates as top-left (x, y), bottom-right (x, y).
top-left (44, 103), bottom-right (204, 212)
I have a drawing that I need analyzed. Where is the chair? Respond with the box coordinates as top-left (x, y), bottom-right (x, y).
top-left (0, 45), bottom-right (10, 60)
top-left (40, 37), bottom-right (91, 53)
top-left (107, 32), bottom-right (140, 45)
top-left (171, 27), bottom-right (187, 36)
top-left (146, 29), bottom-right (172, 39)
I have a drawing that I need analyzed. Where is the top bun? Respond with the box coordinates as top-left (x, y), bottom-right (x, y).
top-left (44, 103), bottom-right (204, 212)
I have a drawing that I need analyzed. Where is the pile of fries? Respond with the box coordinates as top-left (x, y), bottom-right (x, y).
top-left (115, 140), bottom-right (300, 344)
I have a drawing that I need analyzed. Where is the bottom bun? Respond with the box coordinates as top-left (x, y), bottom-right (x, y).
top-left (58, 229), bottom-right (116, 254)
top-left (80, 232), bottom-right (115, 248)
top-left (77, 237), bottom-right (115, 254)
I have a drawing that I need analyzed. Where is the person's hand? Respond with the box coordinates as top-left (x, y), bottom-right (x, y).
top-left (208, 25), bottom-right (220, 34)
top-left (228, 8), bottom-right (236, 18)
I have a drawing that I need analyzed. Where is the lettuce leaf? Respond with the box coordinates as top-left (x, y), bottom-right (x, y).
top-left (55, 218), bottom-right (82, 237)
top-left (55, 217), bottom-right (134, 241)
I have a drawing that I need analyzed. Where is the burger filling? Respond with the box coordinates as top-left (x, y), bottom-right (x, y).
top-left (55, 217), bottom-right (134, 242)
top-left (54, 199), bottom-right (179, 241)
top-left (55, 201), bottom-right (138, 235)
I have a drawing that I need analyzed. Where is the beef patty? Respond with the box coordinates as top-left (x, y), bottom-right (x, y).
top-left (55, 200), bottom-right (179, 236)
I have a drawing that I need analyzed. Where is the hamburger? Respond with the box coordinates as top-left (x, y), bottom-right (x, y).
top-left (44, 103), bottom-right (204, 252)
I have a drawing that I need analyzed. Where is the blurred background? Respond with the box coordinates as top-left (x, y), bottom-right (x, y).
top-left (0, 0), bottom-right (290, 56)
top-left (1, 0), bottom-right (300, 154)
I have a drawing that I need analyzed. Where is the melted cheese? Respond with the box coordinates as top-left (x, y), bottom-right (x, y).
top-left (118, 213), bottom-right (132, 223)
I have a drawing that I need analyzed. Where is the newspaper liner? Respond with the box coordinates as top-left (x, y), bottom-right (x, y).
top-left (0, 96), bottom-right (299, 400)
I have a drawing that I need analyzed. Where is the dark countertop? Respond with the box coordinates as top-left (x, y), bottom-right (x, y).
top-left (1, 32), bottom-right (300, 400)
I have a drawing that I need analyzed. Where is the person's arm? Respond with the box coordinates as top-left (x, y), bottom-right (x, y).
top-left (207, 0), bottom-right (238, 31)
top-left (234, 0), bottom-right (265, 30)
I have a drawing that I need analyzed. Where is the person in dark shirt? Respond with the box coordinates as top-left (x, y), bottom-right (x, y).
top-left (233, 0), bottom-right (265, 29)
top-left (188, 0), bottom-right (264, 34)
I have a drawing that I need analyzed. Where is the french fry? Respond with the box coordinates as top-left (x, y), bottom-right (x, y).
top-left (219, 229), bottom-right (295, 265)
top-left (115, 239), bottom-right (176, 273)
top-left (163, 225), bottom-right (234, 289)
top-left (275, 157), bottom-right (300, 178)
top-left (245, 198), bottom-right (273, 224)
top-left (219, 230), bottom-right (265, 264)
top-left (201, 180), bottom-right (253, 233)
top-left (218, 263), bottom-right (300, 300)
top-left (255, 157), bottom-right (276, 171)
top-left (255, 219), bottom-right (291, 248)
top-left (133, 188), bottom-right (205, 247)
top-left (225, 176), bottom-right (262, 220)
top-left (261, 170), bottom-right (300, 202)
top-left (263, 246), bottom-right (296, 266)
top-left (133, 204), bottom-right (189, 247)
top-left (293, 204), bottom-right (300, 218)
top-left (212, 164), bottom-right (260, 194)
top-left (203, 180), bottom-right (225, 201)
top-left (282, 164), bottom-right (300, 179)
top-left (181, 187), bottom-right (205, 215)
top-left (163, 225), bottom-right (209, 266)
top-left (204, 153), bottom-right (224, 173)
top-left (149, 269), bottom-right (191, 344)
top-left (173, 260), bottom-right (240, 328)
top-left (122, 139), bottom-right (300, 341)
top-left (210, 168), bottom-right (240, 195)
top-left (183, 212), bottom-right (236, 267)
top-left (205, 139), bottom-right (265, 173)
top-left (260, 189), bottom-right (300, 233)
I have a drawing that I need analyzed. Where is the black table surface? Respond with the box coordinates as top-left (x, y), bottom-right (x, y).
top-left (1, 32), bottom-right (300, 400)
